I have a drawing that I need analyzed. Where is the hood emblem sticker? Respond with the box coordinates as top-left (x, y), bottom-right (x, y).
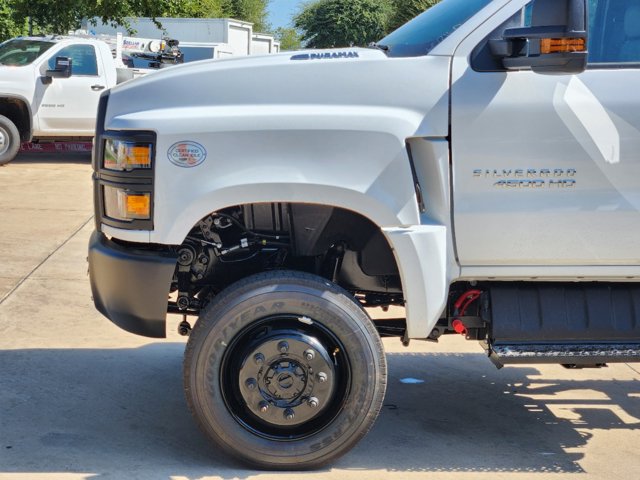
top-left (291, 51), bottom-right (360, 61)
top-left (168, 141), bottom-right (207, 168)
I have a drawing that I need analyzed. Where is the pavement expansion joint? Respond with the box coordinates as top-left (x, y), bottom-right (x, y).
top-left (625, 363), bottom-right (640, 376)
top-left (0, 215), bottom-right (94, 306)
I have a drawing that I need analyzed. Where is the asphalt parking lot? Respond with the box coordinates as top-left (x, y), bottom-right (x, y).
top-left (0, 152), bottom-right (639, 480)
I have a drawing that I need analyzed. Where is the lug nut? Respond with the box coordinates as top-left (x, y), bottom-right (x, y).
top-left (254, 353), bottom-right (265, 365)
top-left (317, 372), bottom-right (328, 383)
top-left (245, 378), bottom-right (257, 390)
top-left (284, 408), bottom-right (295, 420)
top-left (278, 341), bottom-right (289, 353)
top-left (304, 349), bottom-right (315, 361)
top-left (308, 397), bottom-right (319, 408)
top-left (259, 401), bottom-right (269, 413)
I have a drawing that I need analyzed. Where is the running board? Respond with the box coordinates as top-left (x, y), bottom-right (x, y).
top-left (489, 343), bottom-right (640, 368)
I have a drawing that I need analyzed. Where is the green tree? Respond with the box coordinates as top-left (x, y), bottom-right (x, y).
top-left (0, 0), bottom-right (26, 40)
top-left (158, 0), bottom-right (225, 18)
top-left (294, 0), bottom-right (390, 48)
top-left (388, 0), bottom-right (439, 32)
top-left (274, 26), bottom-right (301, 51)
top-left (223, 0), bottom-right (270, 31)
top-left (6, 0), bottom-right (172, 36)
top-left (0, 0), bottom-right (271, 41)
top-left (9, 0), bottom-right (88, 35)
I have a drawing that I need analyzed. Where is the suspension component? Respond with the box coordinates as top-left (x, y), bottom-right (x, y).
top-left (178, 317), bottom-right (192, 336)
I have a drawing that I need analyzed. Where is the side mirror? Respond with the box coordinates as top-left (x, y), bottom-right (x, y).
top-left (46, 56), bottom-right (73, 78)
top-left (490, 0), bottom-right (587, 74)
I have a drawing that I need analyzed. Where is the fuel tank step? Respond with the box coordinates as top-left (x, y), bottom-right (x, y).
top-left (489, 343), bottom-right (640, 366)
top-left (487, 282), bottom-right (640, 366)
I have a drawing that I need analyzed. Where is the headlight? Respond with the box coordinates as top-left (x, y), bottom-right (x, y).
top-left (103, 186), bottom-right (151, 221)
top-left (104, 139), bottom-right (153, 171)
top-left (95, 130), bottom-right (156, 230)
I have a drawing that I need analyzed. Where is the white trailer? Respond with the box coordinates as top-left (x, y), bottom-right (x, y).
top-left (251, 33), bottom-right (280, 55)
top-left (85, 18), bottom-right (280, 59)
top-left (178, 42), bottom-right (235, 61)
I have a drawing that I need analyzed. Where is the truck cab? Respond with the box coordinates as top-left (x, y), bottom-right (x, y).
top-left (0, 36), bottom-right (118, 164)
top-left (88, 0), bottom-right (640, 470)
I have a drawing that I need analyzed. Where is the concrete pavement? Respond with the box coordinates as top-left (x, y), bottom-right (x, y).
top-left (0, 153), bottom-right (639, 479)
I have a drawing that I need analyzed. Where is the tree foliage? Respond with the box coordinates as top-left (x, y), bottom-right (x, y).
top-left (0, 0), bottom-right (271, 41)
top-left (274, 27), bottom-right (301, 51)
top-left (294, 0), bottom-right (390, 48)
top-left (223, 0), bottom-right (270, 32)
top-left (0, 0), bottom-right (26, 39)
top-left (293, 0), bottom-right (440, 49)
top-left (387, 0), bottom-right (439, 32)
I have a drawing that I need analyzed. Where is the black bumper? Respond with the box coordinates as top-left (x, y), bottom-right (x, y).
top-left (88, 231), bottom-right (178, 338)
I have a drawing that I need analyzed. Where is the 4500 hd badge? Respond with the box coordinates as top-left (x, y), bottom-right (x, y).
top-left (473, 168), bottom-right (577, 189)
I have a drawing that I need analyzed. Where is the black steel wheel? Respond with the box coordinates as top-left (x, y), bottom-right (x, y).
top-left (0, 115), bottom-right (20, 166)
top-left (184, 270), bottom-right (386, 469)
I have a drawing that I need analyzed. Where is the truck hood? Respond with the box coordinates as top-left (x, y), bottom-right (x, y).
top-left (105, 47), bottom-right (451, 139)
top-left (0, 65), bottom-right (36, 101)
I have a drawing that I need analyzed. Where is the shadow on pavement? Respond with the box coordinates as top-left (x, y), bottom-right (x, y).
top-left (0, 345), bottom-right (639, 478)
top-left (7, 151), bottom-right (92, 165)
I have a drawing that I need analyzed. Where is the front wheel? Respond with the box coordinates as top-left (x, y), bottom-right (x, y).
top-left (0, 115), bottom-right (20, 166)
top-left (184, 270), bottom-right (387, 469)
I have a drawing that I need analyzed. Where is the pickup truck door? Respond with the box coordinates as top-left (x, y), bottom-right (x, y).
top-left (34, 43), bottom-right (107, 136)
top-left (450, 0), bottom-right (640, 268)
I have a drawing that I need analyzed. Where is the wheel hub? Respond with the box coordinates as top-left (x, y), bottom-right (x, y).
top-left (264, 360), bottom-right (306, 400)
top-left (0, 127), bottom-right (8, 156)
top-left (238, 334), bottom-right (336, 427)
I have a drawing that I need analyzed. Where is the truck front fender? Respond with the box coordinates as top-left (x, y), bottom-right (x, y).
top-left (134, 115), bottom-right (427, 245)
top-left (383, 225), bottom-right (448, 339)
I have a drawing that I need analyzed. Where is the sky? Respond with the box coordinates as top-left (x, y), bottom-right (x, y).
top-left (267, 0), bottom-right (308, 29)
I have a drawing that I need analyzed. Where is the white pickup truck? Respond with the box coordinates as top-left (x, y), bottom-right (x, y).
top-left (0, 35), bottom-right (179, 165)
top-left (88, 0), bottom-right (640, 470)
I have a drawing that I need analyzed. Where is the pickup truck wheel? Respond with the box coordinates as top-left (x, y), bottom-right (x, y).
top-left (184, 270), bottom-right (387, 469)
top-left (0, 115), bottom-right (20, 166)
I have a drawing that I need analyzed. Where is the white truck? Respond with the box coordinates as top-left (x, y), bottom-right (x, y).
top-left (88, 0), bottom-right (640, 470)
top-left (0, 35), bottom-right (181, 165)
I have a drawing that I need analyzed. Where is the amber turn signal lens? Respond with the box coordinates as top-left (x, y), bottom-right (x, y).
top-left (540, 38), bottom-right (586, 54)
top-left (126, 194), bottom-right (151, 217)
top-left (104, 186), bottom-right (151, 221)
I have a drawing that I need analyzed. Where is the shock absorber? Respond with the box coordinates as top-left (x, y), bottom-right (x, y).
top-left (176, 245), bottom-right (196, 310)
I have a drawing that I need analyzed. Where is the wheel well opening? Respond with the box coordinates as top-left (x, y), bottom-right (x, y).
top-left (0, 98), bottom-right (31, 142)
top-left (170, 203), bottom-right (405, 317)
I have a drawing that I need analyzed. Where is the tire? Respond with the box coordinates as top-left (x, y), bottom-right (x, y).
top-left (0, 115), bottom-right (20, 166)
top-left (184, 270), bottom-right (387, 469)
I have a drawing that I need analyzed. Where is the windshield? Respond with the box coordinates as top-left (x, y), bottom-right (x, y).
top-left (0, 39), bottom-right (55, 66)
top-left (378, 0), bottom-right (493, 57)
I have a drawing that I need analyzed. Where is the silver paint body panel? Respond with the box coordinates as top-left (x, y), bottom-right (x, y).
top-left (451, 0), bottom-right (640, 269)
top-left (101, 0), bottom-right (640, 338)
